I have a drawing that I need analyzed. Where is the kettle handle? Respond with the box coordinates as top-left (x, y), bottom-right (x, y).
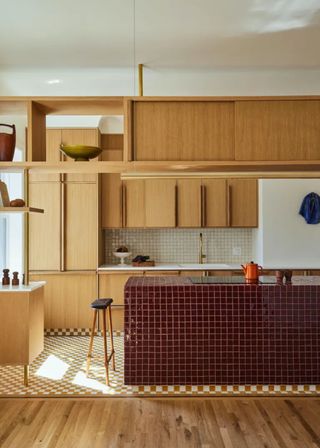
top-left (0, 124), bottom-right (15, 134)
top-left (258, 265), bottom-right (263, 270)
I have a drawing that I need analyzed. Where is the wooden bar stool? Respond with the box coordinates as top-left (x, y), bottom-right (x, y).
top-left (86, 298), bottom-right (116, 385)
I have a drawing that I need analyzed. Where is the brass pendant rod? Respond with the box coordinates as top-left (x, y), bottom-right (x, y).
top-left (138, 63), bottom-right (144, 96)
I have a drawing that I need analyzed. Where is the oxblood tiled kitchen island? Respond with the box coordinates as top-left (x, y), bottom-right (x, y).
top-left (124, 276), bottom-right (320, 386)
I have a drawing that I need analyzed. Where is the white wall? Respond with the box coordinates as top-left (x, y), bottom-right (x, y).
top-left (254, 179), bottom-right (320, 268)
top-left (0, 67), bottom-right (320, 96)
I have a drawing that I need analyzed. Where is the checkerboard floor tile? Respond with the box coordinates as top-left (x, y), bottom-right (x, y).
top-left (0, 336), bottom-right (319, 397)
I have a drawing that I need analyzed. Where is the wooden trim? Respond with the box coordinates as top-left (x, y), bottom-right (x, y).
top-left (27, 101), bottom-right (46, 162)
top-left (175, 184), bottom-right (178, 227)
top-left (124, 95), bottom-right (320, 101)
top-left (227, 184), bottom-right (231, 227)
top-left (123, 100), bottom-right (133, 162)
top-left (122, 183), bottom-right (127, 227)
top-left (201, 185), bottom-right (206, 227)
top-left (3, 160), bottom-right (320, 174)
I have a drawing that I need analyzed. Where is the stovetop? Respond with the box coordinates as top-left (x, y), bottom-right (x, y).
top-left (189, 276), bottom-right (277, 284)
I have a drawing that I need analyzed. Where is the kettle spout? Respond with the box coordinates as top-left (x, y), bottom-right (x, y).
top-left (241, 264), bottom-right (247, 274)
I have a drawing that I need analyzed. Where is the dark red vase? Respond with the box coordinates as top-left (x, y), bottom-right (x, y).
top-left (0, 124), bottom-right (16, 161)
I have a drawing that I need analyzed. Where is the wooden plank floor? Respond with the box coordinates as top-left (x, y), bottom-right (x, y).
top-left (0, 398), bottom-right (319, 447)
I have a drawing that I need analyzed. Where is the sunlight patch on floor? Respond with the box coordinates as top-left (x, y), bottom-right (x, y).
top-left (35, 354), bottom-right (69, 380)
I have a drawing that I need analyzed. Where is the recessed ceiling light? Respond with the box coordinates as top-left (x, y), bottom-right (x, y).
top-left (46, 79), bottom-right (62, 85)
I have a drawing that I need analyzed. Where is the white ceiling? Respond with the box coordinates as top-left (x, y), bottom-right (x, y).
top-left (1, 0), bottom-right (319, 69)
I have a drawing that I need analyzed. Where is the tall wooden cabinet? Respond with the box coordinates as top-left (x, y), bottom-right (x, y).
top-left (29, 128), bottom-right (100, 329)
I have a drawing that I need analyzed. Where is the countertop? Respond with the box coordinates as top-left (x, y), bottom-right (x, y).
top-left (125, 275), bottom-right (320, 287)
top-left (98, 263), bottom-right (242, 271)
top-left (98, 263), bottom-right (319, 272)
top-left (0, 281), bottom-right (46, 293)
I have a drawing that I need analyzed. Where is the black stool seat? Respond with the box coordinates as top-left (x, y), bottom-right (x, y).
top-left (91, 298), bottom-right (113, 309)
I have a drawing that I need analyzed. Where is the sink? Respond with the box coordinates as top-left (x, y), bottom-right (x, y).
top-left (178, 263), bottom-right (230, 270)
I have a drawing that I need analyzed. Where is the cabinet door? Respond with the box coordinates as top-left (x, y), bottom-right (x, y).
top-left (30, 273), bottom-right (97, 329)
top-left (235, 100), bottom-right (320, 161)
top-left (29, 182), bottom-right (61, 271)
top-left (123, 179), bottom-right (145, 228)
top-left (177, 179), bottom-right (201, 227)
top-left (145, 179), bottom-right (176, 227)
top-left (133, 101), bottom-right (235, 161)
top-left (202, 179), bottom-right (227, 227)
top-left (228, 179), bottom-right (258, 227)
top-left (61, 128), bottom-right (100, 182)
top-left (99, 272), bottom-right (142, 331)
top-left (101, 138), bottom-right (123, 228)
top-left (65, 183), bottom-right (98, 270)
top-left (101, 174), bottom-right (123, 228)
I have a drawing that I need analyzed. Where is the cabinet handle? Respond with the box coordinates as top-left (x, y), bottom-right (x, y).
top-left (175, 184), bottom-right (178, 227)
top-left (60, 181), bottom-right (66, 271)
top-left (122, 183), bottom-right (127, 227)
top-left (227, 184), bottom-right (232, 227)
top-left (201, 185), bottom-right (206, 227)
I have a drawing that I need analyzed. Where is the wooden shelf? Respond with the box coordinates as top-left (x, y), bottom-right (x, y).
top-left (0, 207), bottom-right (44, 214)
top-left (1, 160), bottom-right (320, 176)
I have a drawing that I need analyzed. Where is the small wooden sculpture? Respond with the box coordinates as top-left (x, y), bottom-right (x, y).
top-left (12, 271), bottom-right (19, 286)
top-left (2, 269), bottom-right (10, 285)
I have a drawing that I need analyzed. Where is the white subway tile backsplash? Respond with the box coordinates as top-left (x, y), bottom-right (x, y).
top-left (104, 228), bottom-right (253, 264)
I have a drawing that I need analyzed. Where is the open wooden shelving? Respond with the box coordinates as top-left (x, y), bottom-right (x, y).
top-left (0, 207), bottom-right (44, 214)
top-left (1, 160), bottom-right (320, 176)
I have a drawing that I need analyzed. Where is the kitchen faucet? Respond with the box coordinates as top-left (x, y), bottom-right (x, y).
top-left (199, 233), bottom-right (206, 264)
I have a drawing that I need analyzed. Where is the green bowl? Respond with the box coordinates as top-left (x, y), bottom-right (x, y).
top-left (60, 144), bottom-right (102, 161)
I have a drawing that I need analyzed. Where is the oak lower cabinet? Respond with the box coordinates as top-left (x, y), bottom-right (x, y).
top-left (29, 180), bottom-right (98, 271)
top-left (30, 273), bottom-right (97, 329)
top-left (99, 272), bottom-right (143, 331)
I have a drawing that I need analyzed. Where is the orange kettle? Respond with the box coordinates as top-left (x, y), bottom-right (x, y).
top-left (241, 261), bottom-right (263, 282)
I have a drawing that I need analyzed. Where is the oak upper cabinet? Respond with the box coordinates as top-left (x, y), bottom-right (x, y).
top-left (122, 179), bottom-right (176, 228)
top-left (228, 179), bottom-right (258, 227)
top-left (29, 182), bottom-right (61, 271)
top-left (201, 179), bottom-right (228, 227)
top-left (132, 101), bottom-right (235, 161)
top-left (122, 179), bottom-right (145, 228)
top-left (145, 179), bottom-right (176, 227)
top-left (60, 128), bottom-right (101, 182)
top-left (235, 100), bottom-right (320, 161)
top-left (176, 179), bottom-right (201, 227)
top-left (101, 174), bottom-right (123, 228)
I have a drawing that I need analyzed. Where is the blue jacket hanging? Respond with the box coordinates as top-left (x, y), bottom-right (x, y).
top-left (299, 192), bottom-right (320, 224)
